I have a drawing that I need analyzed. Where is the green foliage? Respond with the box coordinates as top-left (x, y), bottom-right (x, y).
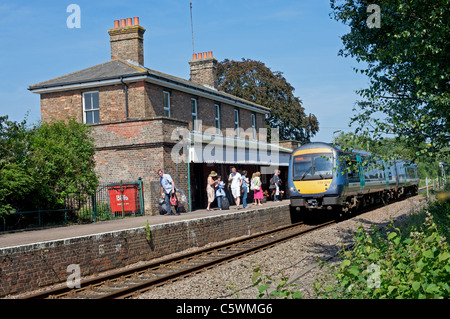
top-left (251, 266), bottom-right (303, 299)
top-left (27, 119), bottom-right (98, 208)
top-left (334, 131), bottom-right (450, 180)
top-left (0, 116), bottom-right (98, 215)
top-left (78, 202), bottom-right (113, 222)
top-left (314, 201), bottom-right (450, 299)
top-left (330, 0), bottom-right (449, 157)
top-left (217, 58), bottom-right (319, 142)
top-left (144, 220), bottom-right (151, 241)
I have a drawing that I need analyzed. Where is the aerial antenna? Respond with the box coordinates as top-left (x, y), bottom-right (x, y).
top-left (190, 1), bottom-right (195, 54)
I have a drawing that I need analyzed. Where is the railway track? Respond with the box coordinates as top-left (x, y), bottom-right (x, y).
top-left (23, 219), bottom-right (336, 299)
top-left (23, 191), bottom-right (424, 300)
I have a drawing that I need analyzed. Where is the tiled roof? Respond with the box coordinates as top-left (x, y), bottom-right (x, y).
top-left (29, 59), bottom-right (270, 112)
top-left (29, 60), bottom-right (146, 89)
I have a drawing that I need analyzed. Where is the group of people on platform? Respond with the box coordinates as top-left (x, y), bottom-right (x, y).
top-left (158, 168), bottom-right (283, 215)
top-left (206, 167), bottom-right (283, 211)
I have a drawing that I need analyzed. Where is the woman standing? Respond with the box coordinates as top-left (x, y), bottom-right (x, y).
top-left (252, 171), bottom-right (263, 206)
top-left (206, 171), bottom-right (217, 211)
top-left (250, 173), bottom-right (257, 205)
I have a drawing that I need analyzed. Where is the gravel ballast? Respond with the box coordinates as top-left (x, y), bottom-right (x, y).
top-left (135, 195), bottom-right (426, 299)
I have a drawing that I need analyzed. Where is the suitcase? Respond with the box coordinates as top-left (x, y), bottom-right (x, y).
top-left (221, 196), bottom-right (230, 210)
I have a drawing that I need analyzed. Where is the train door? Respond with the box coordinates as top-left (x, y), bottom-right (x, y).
top-left (356, 155), bottom-right (365, 194)
top-left (345, 153), bottom-right (360, 196)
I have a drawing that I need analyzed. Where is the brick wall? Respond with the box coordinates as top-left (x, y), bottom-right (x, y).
top-left (0, 204), bottom-right (291, 297)
top-left (40, 82), bottom-right (265, 140)
top-left (92, 118), bottom-right (189, 215)
top-left (39, 80), bottom-right (267, 214)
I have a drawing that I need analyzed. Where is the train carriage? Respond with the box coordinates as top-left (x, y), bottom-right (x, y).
top-left (288, 142), bottom-right (419, 213)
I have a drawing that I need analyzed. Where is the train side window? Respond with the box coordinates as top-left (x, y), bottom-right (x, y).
top-left (347, 159), bottom-right (360, 183)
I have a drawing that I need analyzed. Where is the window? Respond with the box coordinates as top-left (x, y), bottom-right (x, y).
top-left (163, 91), bottom-right (170, 117)
top-left (83, 91), bottom-right (99, 124)
top-left (293, 153), bottom-right (333, 181)
top-left (191, 98), bottom-right (198, 131)
top-left (214, 103), bottom-right (220, 134)
top-left (234, 109), bottom-right (239, 137)
top-left (251, 113), bottom-right (256, 139)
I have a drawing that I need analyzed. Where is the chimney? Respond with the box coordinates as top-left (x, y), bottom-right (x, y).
top-left (108, 17), bottom-right (146, 65)
top-left (189, 51), bottom-right (218, 89)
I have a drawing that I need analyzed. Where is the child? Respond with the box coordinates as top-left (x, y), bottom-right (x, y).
top-left (215, 176), bottom-right (226, 210)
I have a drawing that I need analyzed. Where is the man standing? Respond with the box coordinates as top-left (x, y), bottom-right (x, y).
top-left (158, 169), bottom-right (180, 215)
top-left (228, 166), bottom-right (242, 209)
top-left (272, 169), bottom-right (281, 202)
top-left (241, 170), bottom-right (249, 209)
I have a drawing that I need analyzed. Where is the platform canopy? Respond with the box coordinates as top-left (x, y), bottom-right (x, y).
top-left (188, 132), bottom-right (292, 166)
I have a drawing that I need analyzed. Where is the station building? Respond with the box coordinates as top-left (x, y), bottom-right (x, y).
top-left (29, 17), bottom-right (296, 214)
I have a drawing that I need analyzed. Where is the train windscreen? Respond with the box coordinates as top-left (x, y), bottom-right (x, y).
top-left (293, 153), bottom-right (333, 180)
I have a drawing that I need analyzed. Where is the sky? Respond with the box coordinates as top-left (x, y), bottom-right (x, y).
top-left (0, 0), bottom-right (368, 143)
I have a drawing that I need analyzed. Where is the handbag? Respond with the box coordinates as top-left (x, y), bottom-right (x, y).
top-left (170, 193), bottom-right (178, 206)
top-left (253, 177), bottom-right (261, 190)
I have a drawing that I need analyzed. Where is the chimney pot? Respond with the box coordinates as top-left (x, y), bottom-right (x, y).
top-left (133, 17), bottom-right (139, 25)
top-left (192, 53), bottom-right (197, 60)
top-left (109, 17), bottom-right (146, 65)
top-left (189, 51), bottom-right (218, 89)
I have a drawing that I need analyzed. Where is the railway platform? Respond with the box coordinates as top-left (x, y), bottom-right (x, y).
top-left (0, 200), bottom-right (291, 297)
top-left (0, 201), bottom-right (288, 249)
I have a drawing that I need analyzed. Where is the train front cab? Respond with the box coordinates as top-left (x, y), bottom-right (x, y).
top-left (288, 145), bottom-right (343, 212)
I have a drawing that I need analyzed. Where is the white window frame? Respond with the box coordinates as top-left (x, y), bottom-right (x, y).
top-left (82, 91), bottom-right (100, 124)
top-left (234, 109), bottom-right (240, 137)
top-left (191, 98), bottom-right (198, 131)
top-left (163, 91), bottom-right (171, 117)
top-left (214, 103), bottom-right (221, 134)
top-left (251, 113), bottom-right (256, 139)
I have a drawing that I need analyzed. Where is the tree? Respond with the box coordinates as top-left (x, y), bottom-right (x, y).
top-left (333, 131), bottom-right (450, 181)
top-left (27, 119), bottom-right (98, 209)
top-left (217, 58), bottom-right (319, 142)
top-left (0, 116), bottom-right (35, 215)
top-left (330, 0), bottom-right (450, 158)
top-left (0, 116), bottom-right (98, 215)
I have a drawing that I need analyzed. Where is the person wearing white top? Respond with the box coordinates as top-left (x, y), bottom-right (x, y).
top-left (228, 166), bottom-right (242, 208)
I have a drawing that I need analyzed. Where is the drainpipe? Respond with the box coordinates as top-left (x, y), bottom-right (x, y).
top-left (120, 76), bottom-right (129, 120)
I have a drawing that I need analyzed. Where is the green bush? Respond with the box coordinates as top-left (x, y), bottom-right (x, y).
top-left (0, 116), bottom-right (98, 215)
top-left (314, 201), bottom-right (450, 299)
top-left (78, 202), bottom-right (113, 222)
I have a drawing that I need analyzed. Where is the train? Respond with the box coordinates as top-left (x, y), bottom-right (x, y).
top-left (288, 142), bottom-right (419, 213)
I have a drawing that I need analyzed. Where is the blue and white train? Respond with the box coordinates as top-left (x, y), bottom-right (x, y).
top-left (288, 142), bottom-right (419, 213)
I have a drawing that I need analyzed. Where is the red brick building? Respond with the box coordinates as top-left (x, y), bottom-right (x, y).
top-left (29, 17), bottom-right (293, 214)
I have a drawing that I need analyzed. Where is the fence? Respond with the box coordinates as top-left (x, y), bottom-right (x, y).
top-left (1, 178), bottom-right (144, 233)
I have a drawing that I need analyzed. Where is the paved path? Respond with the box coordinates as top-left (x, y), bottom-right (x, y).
top-left (0, 201), bottom-right (289, 248)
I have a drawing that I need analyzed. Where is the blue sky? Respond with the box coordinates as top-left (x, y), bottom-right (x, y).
top-left (0, 0), bottom-right (368, 142)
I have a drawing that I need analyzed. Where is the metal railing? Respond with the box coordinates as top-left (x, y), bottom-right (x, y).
top-left (1, 178), bottom-right (144, 233)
